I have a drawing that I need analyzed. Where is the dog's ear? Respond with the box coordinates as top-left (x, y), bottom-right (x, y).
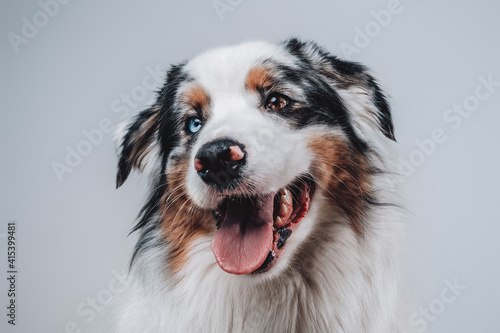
top-left (329, 58), bottom-right (396, 142)
top-left (357, 72), bottom-right (395, 141)
top-left (324, 55), bottom-right (396, 141)
top-left (116, 105), bottom-right (160, 188)
top-left (284, 38), bottom-right (396, 141)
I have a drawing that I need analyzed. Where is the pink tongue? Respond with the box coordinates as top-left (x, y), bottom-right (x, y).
top-left (211, 193), bottom-right (274, 275)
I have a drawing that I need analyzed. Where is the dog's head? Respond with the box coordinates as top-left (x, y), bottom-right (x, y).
top-left (116, 39), bottom-right (395, 277)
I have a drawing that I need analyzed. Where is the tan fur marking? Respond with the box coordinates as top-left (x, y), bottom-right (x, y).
top-left (181, 85), bottom-right (211, 112)
top-left (160, 158), bottom-right (214, 272)
top-left (245, 66), bottom-right (275, 93)
top-left (308, 135), bottom-right (371, 235)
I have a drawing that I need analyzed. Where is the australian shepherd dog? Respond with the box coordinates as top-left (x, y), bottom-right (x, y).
top-left (113, 38), bottom-right (414, 332)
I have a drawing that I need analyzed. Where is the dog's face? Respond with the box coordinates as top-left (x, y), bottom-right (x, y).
top-left (117, 39), bottom-right (395, 277)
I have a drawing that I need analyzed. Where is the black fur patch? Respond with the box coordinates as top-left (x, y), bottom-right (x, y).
top-left (282, 38), bottom-right (396, 142)
top-left (157, 62), bottom-right (189, 161)
top-left (267, 62), bottom-right (369, 153)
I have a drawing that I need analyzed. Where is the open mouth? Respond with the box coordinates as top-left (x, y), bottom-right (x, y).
top-left (211, 176), bottom-right (315, 275)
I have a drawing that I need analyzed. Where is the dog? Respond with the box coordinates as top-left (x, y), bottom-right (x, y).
top-left (113, 38), bottom-right (414, 333)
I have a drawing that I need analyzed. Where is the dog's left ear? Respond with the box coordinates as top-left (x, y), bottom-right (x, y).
top-left (330, 58), bottom-right (396, 142)
top-left (283, 38), bottom-right (395, 141)
top-left (357, 72), bottom-right (395, 141)
top-left (116, 105), bottom-right (160, 188)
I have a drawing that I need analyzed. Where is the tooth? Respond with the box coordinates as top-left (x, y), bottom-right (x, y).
top-left (279, 203), bottom-right (288, 216)
top-left (275, 216), bottom-right (286, 228)
top-left (281, 192), bottom-right (292, 206)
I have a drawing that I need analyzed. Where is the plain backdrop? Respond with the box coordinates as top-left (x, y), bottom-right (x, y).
top-left (1, 0), bottom-right (499, 332)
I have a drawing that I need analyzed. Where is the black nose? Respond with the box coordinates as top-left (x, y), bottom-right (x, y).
top-left (194, 138), bottom-right (246, 190)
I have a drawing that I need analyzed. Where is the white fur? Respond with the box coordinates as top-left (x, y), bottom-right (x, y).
top-left (112, 41), bottom-right (415, 333)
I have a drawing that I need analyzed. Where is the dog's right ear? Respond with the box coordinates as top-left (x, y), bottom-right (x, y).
top-left (115, 105), bottom-right (160, 188)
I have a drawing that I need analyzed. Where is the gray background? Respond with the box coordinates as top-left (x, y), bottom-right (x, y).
top-left (1, 0), bottom-right (499, 332)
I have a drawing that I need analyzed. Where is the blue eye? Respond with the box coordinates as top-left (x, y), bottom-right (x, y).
top-left (187, 118), bottom-right (202, 133)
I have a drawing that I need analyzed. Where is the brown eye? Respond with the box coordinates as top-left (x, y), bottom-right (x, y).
top-left (265, 93), bottom-right (289, 111)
